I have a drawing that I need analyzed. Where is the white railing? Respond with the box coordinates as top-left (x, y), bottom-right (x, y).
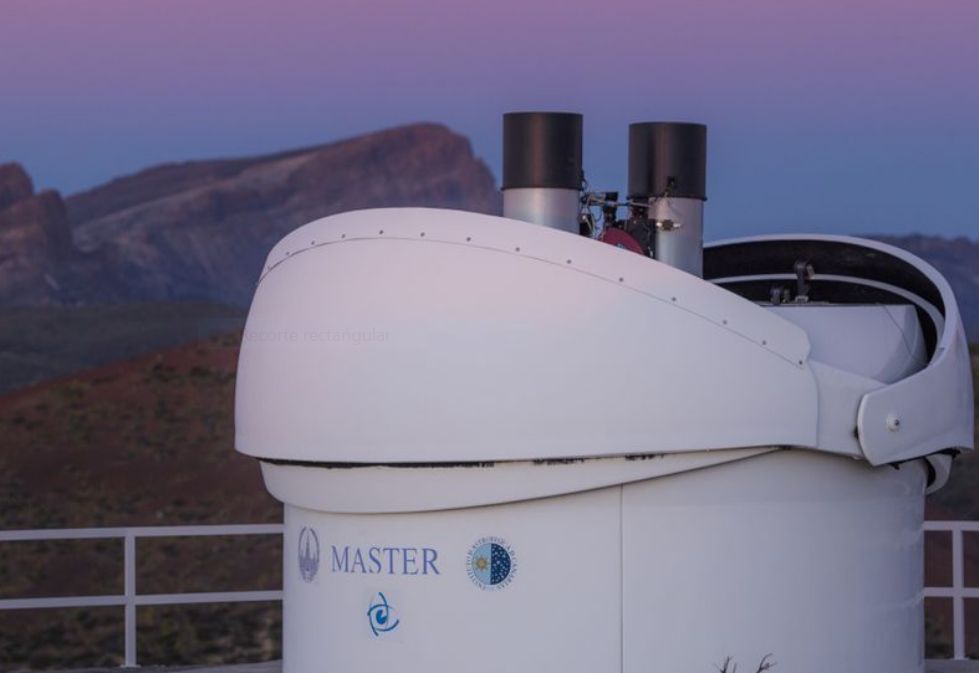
top-left (0, 524), bottom-right (284, 667)
top-left (924, 520), bottom-right (979, 660)
top-left (1, 522), bottom-right (974, 665)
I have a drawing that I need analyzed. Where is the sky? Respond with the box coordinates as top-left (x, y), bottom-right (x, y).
top-left (1, 0), bottom-right (977, 239)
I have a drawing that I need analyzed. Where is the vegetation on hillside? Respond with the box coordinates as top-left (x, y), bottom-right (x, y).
top-left (0, 302), bottom-right (244, 394)
top-left (0, 332), bottom-right (280, 669)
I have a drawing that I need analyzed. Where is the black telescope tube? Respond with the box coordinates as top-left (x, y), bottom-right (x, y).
top-left (502, 112), bottom-right (583, 190)
top-left (628, 122), bottom-right (707, 200)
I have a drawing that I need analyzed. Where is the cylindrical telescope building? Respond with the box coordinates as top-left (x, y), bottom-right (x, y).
top-left (234, 114), bottom-right (974, 673)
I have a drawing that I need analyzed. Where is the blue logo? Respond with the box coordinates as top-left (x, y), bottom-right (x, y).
top-left (298, 527), bottom-right (320, 583)
top-left (466, 537), bottom-right (516, 590)
top-left (367, 592), bottom-right (400, 636)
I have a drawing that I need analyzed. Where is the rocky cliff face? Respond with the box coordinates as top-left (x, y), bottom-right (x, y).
top-left (0, 165), bottom-right (106, 306)
top-left (0, 163), bottom-right (34, 211)
top-left (66, 123), bottom-right (501, 305)
top-left (0, 124), bottom-right (500, 308)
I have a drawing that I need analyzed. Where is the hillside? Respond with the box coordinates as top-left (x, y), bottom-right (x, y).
top-left (0, 332), bottom-right (279, 669)
top-left (0, 302), bottom-right (244, 394)
top-left (0, 333), bottom-right (275, 530)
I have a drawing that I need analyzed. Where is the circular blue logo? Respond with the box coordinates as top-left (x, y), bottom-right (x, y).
top-left (367, 592), bottom-right (400, 637)
top-left (466, 537), bottom-right (516, 590)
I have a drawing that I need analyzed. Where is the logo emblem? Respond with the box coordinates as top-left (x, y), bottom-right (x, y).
top-left (367, 592), bottom-right (400, 636)
top-left (298, 527), bottom-right (320, 583)
top-left (466, 537), bottom-right (516, 590)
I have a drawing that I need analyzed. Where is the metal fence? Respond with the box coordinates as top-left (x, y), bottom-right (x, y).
top-left (925, 520), bottom-right (979, 660)
top-left (1, 521), bottom-right (976, 666)
top-left (0, 524), bottom-right (284, 667)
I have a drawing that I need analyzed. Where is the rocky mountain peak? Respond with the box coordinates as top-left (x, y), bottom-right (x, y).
top-left (0, 185), bottom-right (83, 305)
top-left (0, 163), bottom-right (34, 212)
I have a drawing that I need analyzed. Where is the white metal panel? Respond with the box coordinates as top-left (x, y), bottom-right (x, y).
top-left (859, 324), bottom-right (975, 465)
top-left (769, 304), bottom-right (926, 384)
top-left (276, 449), bottom-right (928, 673)
top-left (262, 209), bottom-right (811, 363)
top-left (768, 304), bottom-right (931, 458)
top-left (282, 487), bottom-right (621, 673)
top-left (809, 361), bottom-right (883, 456)
top-left (621, 450), bottom-right (927, 673)
top-left (708, 234), bottom-right (975, 463)
top-left (236, 208), bottom-right (817, 464)
top-left (260, 447), bottom-right (777, 513)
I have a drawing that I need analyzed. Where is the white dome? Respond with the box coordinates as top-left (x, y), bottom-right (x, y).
top-left (235, 208), bottom-right (817, 464)
top-left (235, 209), bottom-right (972, 473)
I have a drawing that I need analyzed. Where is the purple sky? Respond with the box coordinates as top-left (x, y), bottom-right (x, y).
top-left (2, 0), bottom-right (977, 238)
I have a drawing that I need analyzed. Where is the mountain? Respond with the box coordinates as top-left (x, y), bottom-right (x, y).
top-left (0, 164), bottom-right (110, 307)
top-left (0, 123), bottom-right (501, 309)
top-left (0, 163), bottom-right (34, 210)
top-left (1, 125), bottom-right (977, 399)
top-left (2, 126), bottom-right (976, 323)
